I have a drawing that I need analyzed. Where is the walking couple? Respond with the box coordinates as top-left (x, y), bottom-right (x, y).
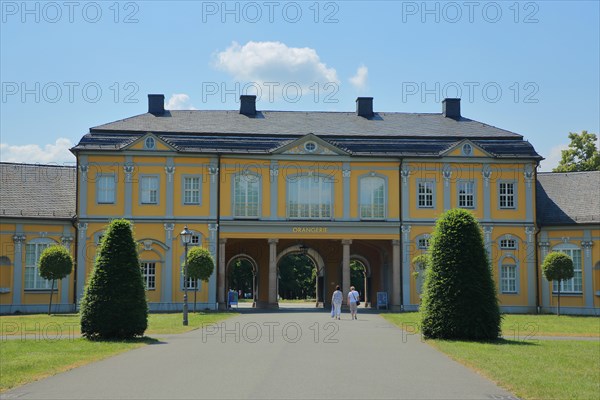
top-left (331, 285), bottom-right (360, 320)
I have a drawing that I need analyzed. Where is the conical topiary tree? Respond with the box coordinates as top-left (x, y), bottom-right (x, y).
top-left (186, 247), bottom-right (215, 311)
top-left (80, 219), bottom-right (148, 340)
top-left (421, 208), bottom-right (501, 340)
top-left (542, 252), bottom-right (574, 316)
top-left (39, 245), bottom-right (73, 315)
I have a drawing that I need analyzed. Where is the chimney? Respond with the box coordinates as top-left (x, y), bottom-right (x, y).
top-left (356, 97), bottom-right (374, 118)
top-left (148, 94), bottom-right (165, 115)
top-left (240, 95), bottom-right (257, 116)
top-left (442, 98), bottom-right (461, 119)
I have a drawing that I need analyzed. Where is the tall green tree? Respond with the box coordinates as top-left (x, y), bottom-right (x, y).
top-left (553, 131), bottom-right (600, 172)
top-left (278, 254), bottom-right (315, 300)
top-left (186, 246), bottom-right (215, 311)
top-left (542, 252), bottom-right (574, 316)
top-left (80, 219), bottom-right (148, 340)
top-left (228, 259), bottom-right (254, 298)
top-left (39, 245), bottom-right (73, 315)
top-left (421, 209), bottom-right (501, 340)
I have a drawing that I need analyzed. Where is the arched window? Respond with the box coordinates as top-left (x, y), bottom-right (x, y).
top-left (359, 176), bottom-right (385, 219)
top-left (233, 173), bottom-right (260, 218)
top-left (25, 238), bottom-right (56, 290)
top-left (287, 175), bottom-right (332, 219)
top-left (552, 244), bottom-right (582, 293)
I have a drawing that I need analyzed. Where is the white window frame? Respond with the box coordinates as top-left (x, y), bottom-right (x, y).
top-left (417, 180), bottom-right (434, 208)
top-left (140, 175), bottom-right (159, 205)
top-left (359, 175), bottom-right (386, 220)
top-left (457, 180), bottom-right (475, 208)
top-left (140, 262), bottom-right (156, 290)
top-left (96, 174), bottom-right (116, 204)
top-left (552, 246), bottom-right (583, 294)
top-left (182, 175), bottom-right (201, 205)
top-left (417, 237), bottom-right (430, 250)
top-left (24, 240), bottom-right (54, 290)
top-left (287, 175), bottom-right (333, 220)
top-left (498, 181), bottom-right (516, 209)
top-left (500, 264), bottom-right (517, 293)
top-left (500, 239), bottom-right (517, 250)
top-left (233, 173), bottom-right (260, 218)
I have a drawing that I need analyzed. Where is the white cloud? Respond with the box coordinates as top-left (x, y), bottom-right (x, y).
top-left (0, 138), bottom-right (75, 165)
top-left (165, 93), bottom-right (197, 110)
top-left (214, 41), bottom-right (339, 88)
top-left (539, 143), bottom-right (568, 172)
top-left (349, 65), bottom-right (368, 90)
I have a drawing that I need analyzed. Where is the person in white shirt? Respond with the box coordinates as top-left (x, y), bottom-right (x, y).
top-left (331, 285), bottom-right (343, 320)
top-left (348, 286), bottom-right (360, 320)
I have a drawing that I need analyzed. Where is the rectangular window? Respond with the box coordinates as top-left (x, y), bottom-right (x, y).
top-left (97, 175), bottom-right (115, 204)
top-left (288, 176), bottom-right (332, 219)
top-left (417, 181), bottom-right (434, 208)
top-left (185, 277), bottom-right (198, 290)
top-left (24, 243), bottom-right (52, 290)
top-left (234, 174), bottom-right (260, 217)
top-left (500, 264), bottom-right (517, 293)
top-left (141, 262), bottom-right (156, 290)
top-left (553, 249), bottom-right (583, 293)
top-left (417, 238), bottom-right (430, 249)
top-left (500, 239), bottom-right (516, 249)
top-left (360, 176), bottom-right (385, 219)
top-left (183, 177), bottom-right (201, 205)
top-left (499, 182), bottom-right (515, 209)
top-left (458, 181), bottom-right (475, 208)
top-left (140, 176), bottom-right (159, 204)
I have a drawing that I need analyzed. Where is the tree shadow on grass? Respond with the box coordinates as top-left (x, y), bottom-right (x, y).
top-left (434, 338), bottom-right (539, 346)
top-left (84, 336), bottom-right (166, 345)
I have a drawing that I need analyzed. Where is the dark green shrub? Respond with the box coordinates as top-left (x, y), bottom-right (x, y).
top-left (421, 208), bottom-right (501, 340)
top-left (39, 245), bottom-right (73, 315)
top-left (80, 219), bottom-right (148, 339)
top-left (186, 246), bottom-right (215, 311)
top-left (542, 252), bottom-right (574, 316)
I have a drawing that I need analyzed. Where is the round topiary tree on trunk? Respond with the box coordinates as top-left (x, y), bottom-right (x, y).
top-left (421, 208), bottom-right (501, 340)
top-left (542, 252), bottom-right (574, 316)
top-left (39, 245), bottom-right (73, 315)
top-left (186, 246), bottom-right (215, 312)
top-left (80, 219), bottom-right (148, 340)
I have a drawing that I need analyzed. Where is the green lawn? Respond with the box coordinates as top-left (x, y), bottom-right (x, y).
top-left (0, 338), bottom-right (150, 392)
top-left (0, 312), bottom-right (235, 337)
top-left (383, 312), bottom-right (600, 400)
top-left (0, 312), bottom-right (235, 393)
top-left (382, 312), bottom-right (600, 337)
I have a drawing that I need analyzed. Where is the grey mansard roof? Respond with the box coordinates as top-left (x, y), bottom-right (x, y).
top-left (536, 171), bottom-right (600, 226)
top-left (0, 163), bottom-right (76, 219)
top-left (73, 109), bottom-right (542, 159)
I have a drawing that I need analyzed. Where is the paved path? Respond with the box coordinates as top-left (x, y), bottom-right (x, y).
top-left (3, 312), bottom-right (517, 400)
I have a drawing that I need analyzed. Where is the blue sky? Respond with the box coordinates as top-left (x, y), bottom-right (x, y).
top-left (1, 1), bottom-right (598, 171)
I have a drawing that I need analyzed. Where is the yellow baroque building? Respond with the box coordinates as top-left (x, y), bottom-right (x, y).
top-left (1, 95), bottom-right (598, 315)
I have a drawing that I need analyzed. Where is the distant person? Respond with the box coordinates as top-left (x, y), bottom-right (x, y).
top-left (331, 285), bottom-right (343, 320)
top-left (348, 286), bottom-right (360, 320)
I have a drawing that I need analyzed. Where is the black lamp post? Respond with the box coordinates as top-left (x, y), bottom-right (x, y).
top-left (180, 225), bottom-right (192, 326)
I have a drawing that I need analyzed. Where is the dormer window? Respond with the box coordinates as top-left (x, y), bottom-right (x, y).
top-left (304, 141), bottom-right (317, 153)
top-left (145, 137), bottom-right (156, 150)
top-left (462, 143), bottom-right (472, 156)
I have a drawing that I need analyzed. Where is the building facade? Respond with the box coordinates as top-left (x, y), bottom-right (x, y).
top-left (1, 95), bottom-right (598, 315)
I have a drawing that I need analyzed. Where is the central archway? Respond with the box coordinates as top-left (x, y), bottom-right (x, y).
top-left (276, 245), bottom-right (325, 308)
